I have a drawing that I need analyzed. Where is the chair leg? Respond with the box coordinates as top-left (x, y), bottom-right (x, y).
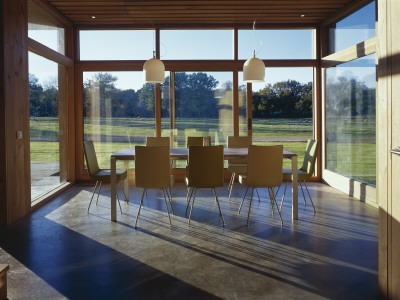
top-left (162, 188), bottom-right (172, 226)
top-left (165, 188), bottom-right (175, 215)
top-left (228, 172), bottom-right (235, 201)
top-left (135, 189), bottom-right (146, 228)
top-left (238, 187), bottom-right (249, 215)
top-left (188, 188), bottom-right (197, 226)
top-left (96, 181), bottom-right (103, 205)
top-left (185, 187), bottom-right (195, 216)
top-left (255, 188), bottom-right (261, 202)
top-left (119, 182), bottom-right (128, 201)
top-left (87, 181), bottom-right (99, 213)
top-left (303, 181), bottom-right (316, 214)
top-left (279, 181), bottom-right (288, 212)
top-left (246, 188), bottom-right (254, 226)
top-left (299, 181), bottom-right (307, 206)
top-left (213, 188), bottom-right (225, 227)
top-left (116, 190), bottom-right (123, 215)
top-left (269, 188), bottom-right (283, 227)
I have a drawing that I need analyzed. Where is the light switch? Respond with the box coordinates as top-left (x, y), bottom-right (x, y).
top-left (17, 131), bottom-right (23, 139)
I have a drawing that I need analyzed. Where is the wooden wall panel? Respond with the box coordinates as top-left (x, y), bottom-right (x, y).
top-left (0, 0), bottom-right (30, 225)
top-left (0, 0), bottom-right (6, 225)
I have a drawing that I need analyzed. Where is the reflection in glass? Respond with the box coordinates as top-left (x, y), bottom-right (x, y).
top-left (79, 30), bottom-right (154, 61)
top-left (238, 30), bottom-right (313, 59)
top-left (28, 0), bottom-right (65, 54)
top-left (83, 72), bottom-right (155, 168)
top-left (29, 52), bottom-right (67, 201)
top-left (327, 1), bottom-right (375, 54)
top-left (325, 54), bottom-right (376, 185)
top-left (160, 30), bottom-right (233, 60)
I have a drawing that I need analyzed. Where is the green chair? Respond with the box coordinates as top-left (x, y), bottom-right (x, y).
top-left (279, 139), bottom-right (319, 213)
top-left (227, 136), bottom-right (252, 201)
top-left (134, 146), bottom-right (174, 228)
top-left (185, 145), bottom-right (225, 227)
top-left (83, 140), bottom-right (126, 214)
top-left (238, 145), bottom-right (284, 226)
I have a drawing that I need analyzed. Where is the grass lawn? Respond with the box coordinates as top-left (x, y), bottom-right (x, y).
top-left (30, 116), bottom-right (376, 184)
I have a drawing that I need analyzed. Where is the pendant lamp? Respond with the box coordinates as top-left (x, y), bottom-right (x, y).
top-left (243, 21), bottom-right (265, 83)
top-left (143, 50), bottom-right (165, 83)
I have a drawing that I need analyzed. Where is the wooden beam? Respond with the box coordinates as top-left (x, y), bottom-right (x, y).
top-left (28, 38), bottom-right (73, 66)
top-left (321, 0), bottom-right (373, 26)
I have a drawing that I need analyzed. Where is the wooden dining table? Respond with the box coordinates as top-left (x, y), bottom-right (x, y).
top-left (110, 147), bottom-right (298, 222)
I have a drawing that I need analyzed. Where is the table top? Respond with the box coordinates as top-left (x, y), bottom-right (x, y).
top-left (111, 147), bottom-right (297, 160)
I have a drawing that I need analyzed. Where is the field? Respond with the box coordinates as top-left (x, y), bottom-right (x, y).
top-left (30, 117), bottom-right (376, 184)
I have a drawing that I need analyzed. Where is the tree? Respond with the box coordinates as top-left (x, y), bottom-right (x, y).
top-left (29, 73), bottom-right (44, 117)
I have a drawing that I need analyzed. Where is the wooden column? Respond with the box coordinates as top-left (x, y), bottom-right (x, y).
top-left (0, 0), bottom-right (30, 225)
top-left (377, 0), bottom-right (400, 298)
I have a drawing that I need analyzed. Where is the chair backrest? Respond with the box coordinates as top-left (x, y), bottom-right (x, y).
top-left (146, 136), bottom-right (170, 147)
top-left (83, 141), bottom-right (100, 177)
top-left (187, 145), bottom-right (224, 188)
top-left (246, 145), bottom-right (283, 188)
top-left (227, 136), bottom-right (252, 164)
top-left (135, 146), bottom-right (171, 189)
top-left (300, 139), bottom-right (319, 175)
top-left (186, 136), bottom-right (211, 147)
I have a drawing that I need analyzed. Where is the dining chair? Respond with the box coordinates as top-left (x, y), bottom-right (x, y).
top-left (83, 140), bottom-right (126, 214)
top-left (185, 145), bottom-right (225, 227)
top-left (134, 146), bottom-right (174, 228)
top-left (186, 136), bottom-right (211, 147)
top-left (238, 145), bottom-right (284, 226)
top-left (227, 136), bottom-right (252, 201)
top-left (278, 139), bottom-right (319, 214)
top-left (146, 136), bottom-right (170, 147)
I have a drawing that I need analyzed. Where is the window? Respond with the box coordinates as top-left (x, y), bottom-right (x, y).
top-left (239, 30), bottom-right (314, 59)
top-left (29, 52), bottom-right (68, 201)
top-left (252, 67), bottom-right (314, 168)
top-left (83, 71), bottom-right (155, 168)
top-left (79, 30), bottom-right (154, 60)
top-left (325, 54), bottom-right (376, 185)
top-left (160, 30), bottom-right (233, 60)
top-left (327, 1), bottom-right (376, 54)
top-left (28, 0), bottom-right (65, 54)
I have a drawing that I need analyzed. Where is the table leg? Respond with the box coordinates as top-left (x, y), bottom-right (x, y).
top-left (111, 157), bottom-right (117, 222)
top-left (291, 156), bottom-right (298, 220)
top-left (124, 160), bottom-right (129, 202)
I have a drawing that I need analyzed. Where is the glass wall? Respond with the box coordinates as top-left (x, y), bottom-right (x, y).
top-left (238, 29), bottom-right (314, 59)
top-left (251, 67), bottom-right (314, 167)
top-left (28, 0), bottom-right (65, 54)
top-left (83, 71), bottom-right (155, 168)
top-left (325, 54), bottom-right (376, 185)
top-left (29, 52), bottom-right (68, 201)
top-left (161, 30), bottom-right (233, 60)
top-left (79, 30), bottom-right (154, 60)
top-left (327, 1), bottom-right (375, 54)
top-left (238, 72), bottom-right (247, 136)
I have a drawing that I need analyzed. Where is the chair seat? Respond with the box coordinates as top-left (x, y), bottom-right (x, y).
top-left (228, 163), bottom-right (247, 174)
top-left (92, 169), bottom-right (127, 182)
top-left (282, 168), bottom-right (310, 181)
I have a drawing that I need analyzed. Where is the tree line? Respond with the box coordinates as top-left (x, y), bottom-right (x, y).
top-left (28, 72), bottom-right (374, 119)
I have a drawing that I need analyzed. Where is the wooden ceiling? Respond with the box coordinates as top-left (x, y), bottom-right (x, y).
top-left (45, 0), bottom-right (362, 27)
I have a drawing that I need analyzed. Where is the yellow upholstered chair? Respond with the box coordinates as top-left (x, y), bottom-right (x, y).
top-left (134, 146), bottom-right (174, 228)
top-left (83, 140), bottom-right (126, 214)
top-left (238, 145), bottom-right (284, 226)
top-left (185, 145), bottom-right (225, 227)
top-left (146, 136), bottom-right (170, 147)
top-left (279, 139), bottom-right (319, 213)
top-left (227, 136), bottom-right (252, 201)
top-left (186, 136), bottom-right (211, 147)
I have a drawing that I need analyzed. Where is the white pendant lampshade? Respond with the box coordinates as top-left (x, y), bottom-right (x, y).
top-left (143, 54), bottom-right (165, 83)
top-left (243, 51), bottom-right (265, 83)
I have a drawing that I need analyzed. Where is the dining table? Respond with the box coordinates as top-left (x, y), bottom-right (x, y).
top-left (110, 147), bottom-right (298, 222)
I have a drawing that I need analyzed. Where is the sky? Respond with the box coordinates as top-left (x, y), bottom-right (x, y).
top-left (28, 1), bottom-right (376, 92)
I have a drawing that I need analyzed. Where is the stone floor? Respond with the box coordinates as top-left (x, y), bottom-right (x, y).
top-left (0, 182), bottom-right (378, 299)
